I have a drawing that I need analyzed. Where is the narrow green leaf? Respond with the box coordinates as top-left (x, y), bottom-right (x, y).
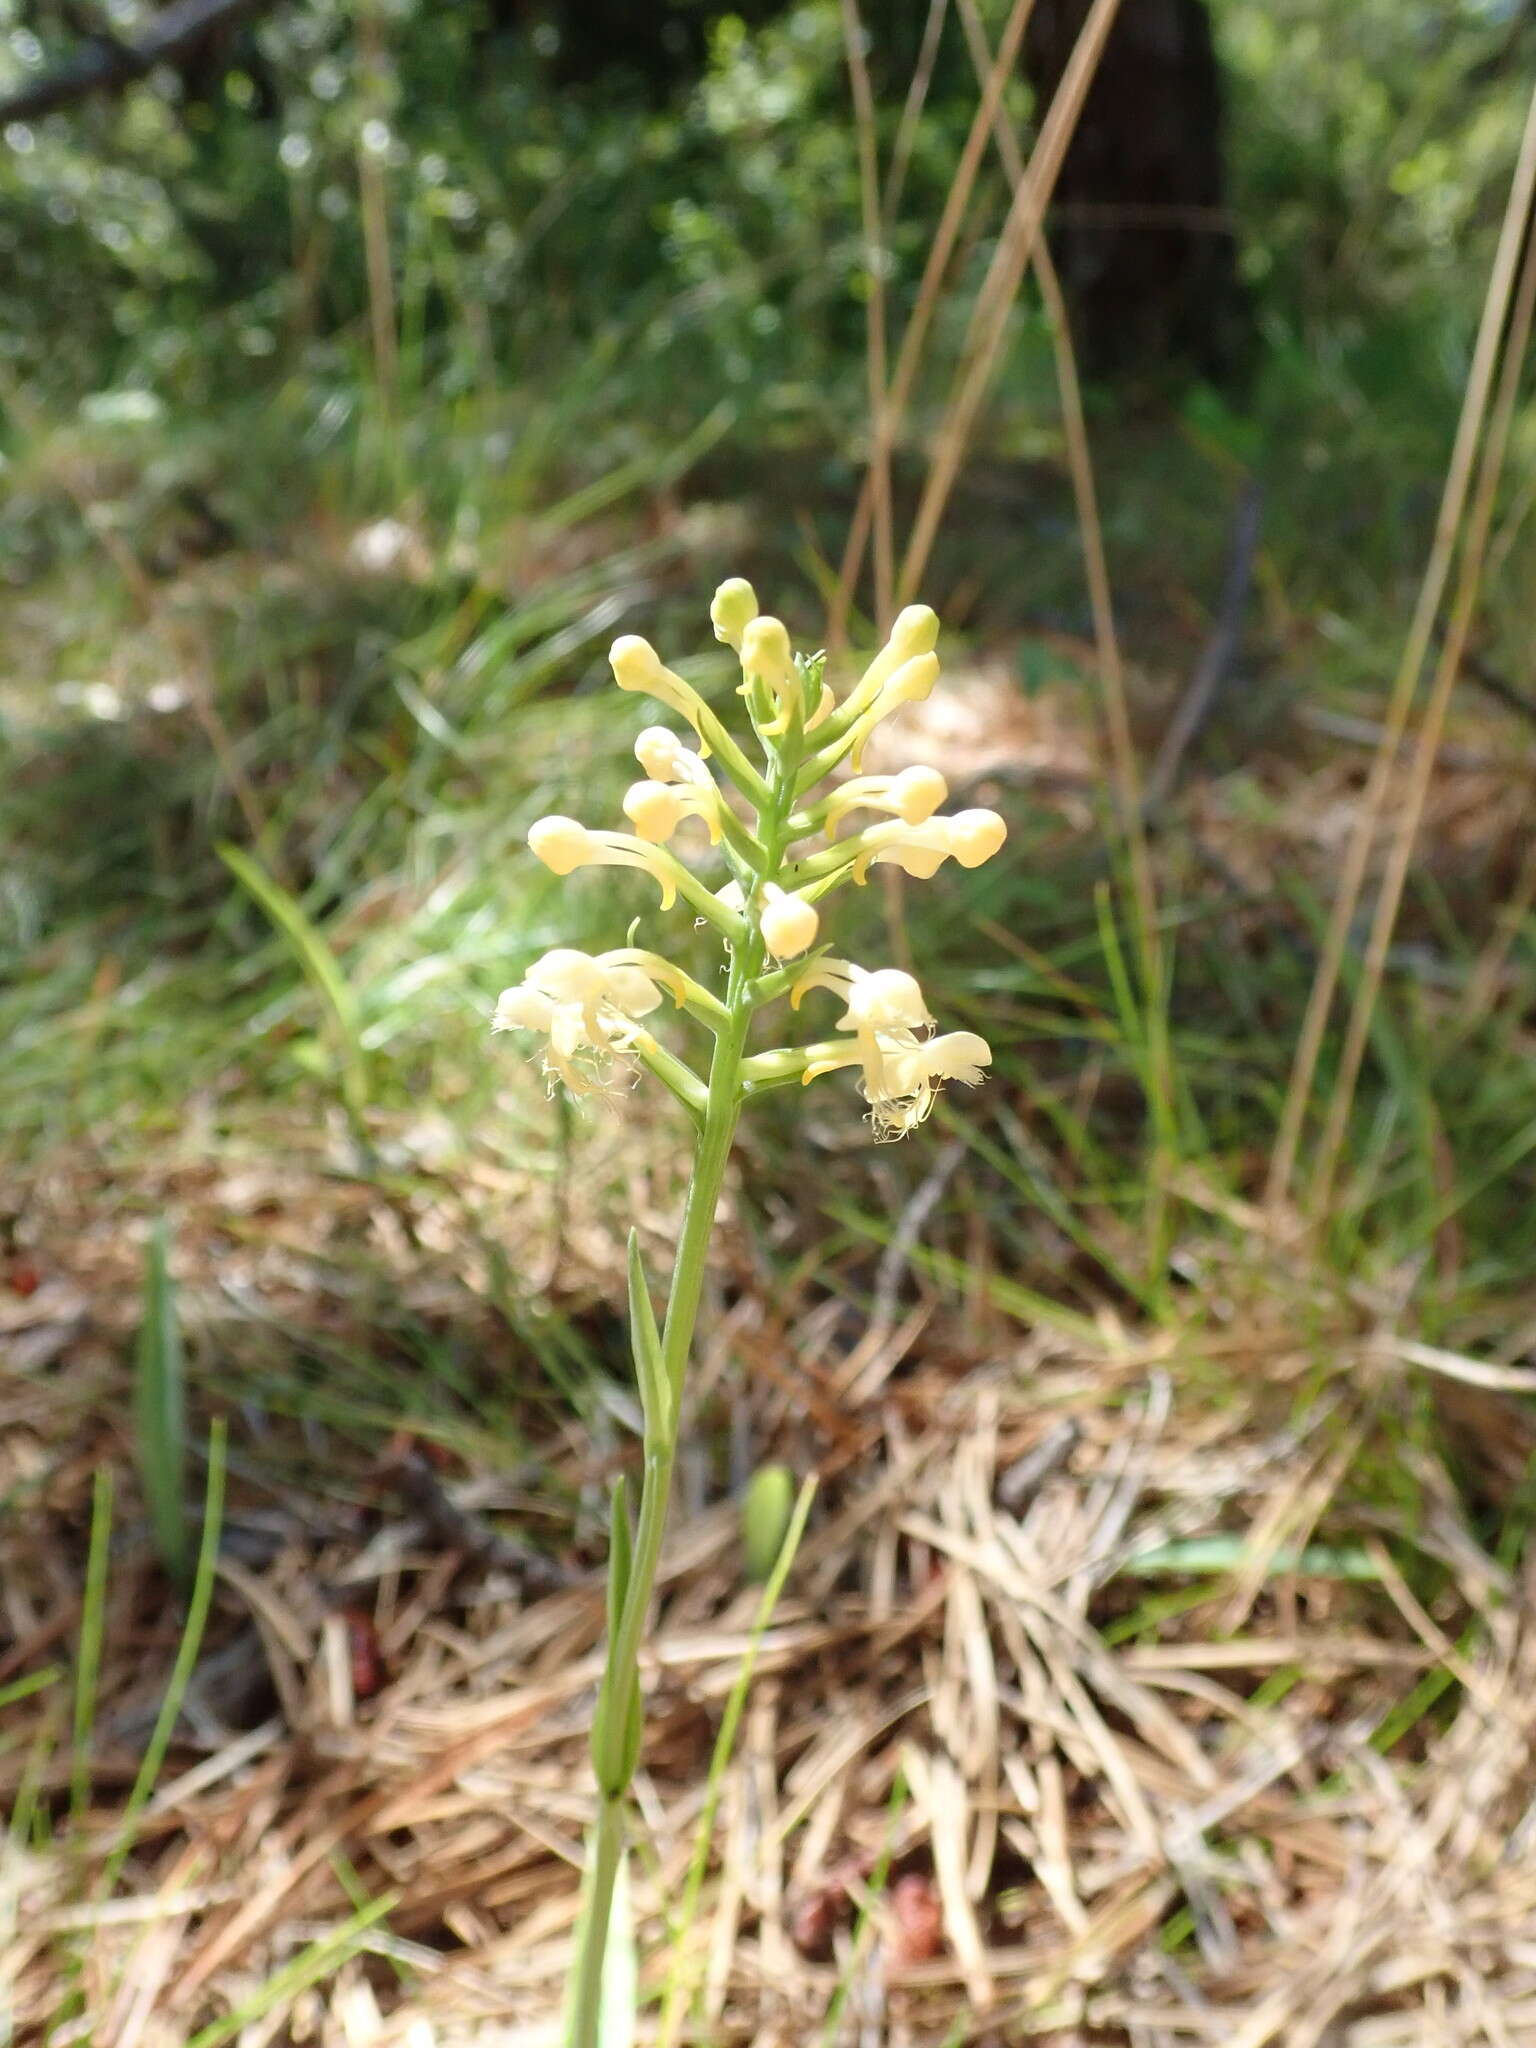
top-left (607, 1475), bottom-right (634, 1644)
top-left (0, 1665), bottom-right (62, 1712)
top-left (70, 1467), bottom-right (113, 1825)
top-left (134, 1219), bottom-right (188, 1587)
top-left (598, 1848), bottom-right (637, 2048)
top-left (626, 1230), bottom-right (669, 1437)
top-left (100, 1418), bottom-right (229, 1898)
top-left (592, 1476), bottom-right (641, 1798)
top-left (657, 1476), bottom-right (817, 2045)
top-left (217, 843), bottom-right (371, 1141)
top-left (183, 1890), bottom-right (397, 2048)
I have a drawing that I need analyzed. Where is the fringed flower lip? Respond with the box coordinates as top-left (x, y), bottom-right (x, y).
top-left (790, 958), bottom-right (933, 1032)
top-left (779, 957), bottom-right (991, 1134)
top-left (493, 947), bottom-right (677, 1097)
top-left (743, 1025), bottom-right (993, 1138)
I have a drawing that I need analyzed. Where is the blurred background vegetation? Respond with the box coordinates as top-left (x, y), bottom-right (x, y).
top-left (6, 0), bottom-right (1536, 2033)
top-left (4, 0), bottom-right (1534, 1304)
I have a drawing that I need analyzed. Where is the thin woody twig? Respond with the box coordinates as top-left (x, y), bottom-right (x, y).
top-left (1145, 481), bottom-right (1264, 812)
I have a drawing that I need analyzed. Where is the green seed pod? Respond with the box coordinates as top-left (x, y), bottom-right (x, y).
top-left (741, 1463), bottom-right (797, 1584)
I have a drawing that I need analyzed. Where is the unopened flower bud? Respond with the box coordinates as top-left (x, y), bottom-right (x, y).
top-left (759, 886), bottom-right (819, 960)
top-left (526, 813), bottom-right (682, 908)
top-left (527, 815), bottom-right (593, 876)
top-left (890, 765), bottom-right (949, 821)
top-left (948, 808), bottom-right (1008, 867)
top-left (609, 636), bottom-right (713, 753)
top-left (710, 577), bottom-right (759, 651)
top-left (740, 615), bottom-right (796, 689)
top-left (610, 635), bottom-right (665, 694)
top-left (634, 725), bottom-right (697, 783)
top-left (842, 805), bottom-right (1008, 882)
top-left (837, 606), bottom-right (941, 726)
top-left (888, 604), bottom-right (941, 661)
top-left (623, 773), bottom-right (721, 845)
top-left (623, 779), bottom-right (687, 843)
top-left (824, 762), bottom-right (949, 837)
top-left (848, 650), bottom-right (942, 768)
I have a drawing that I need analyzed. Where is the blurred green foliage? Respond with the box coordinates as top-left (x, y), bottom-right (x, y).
top-left (0, 0), bottom-right (1525, 427)
top-left (1, 0), bottom-right (1535, 1319)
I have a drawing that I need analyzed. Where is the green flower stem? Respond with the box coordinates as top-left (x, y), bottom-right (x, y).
top-left (565, 1790), bottom-right (626, 2048)
top-left (567, 748), bottom-right (796, 2048)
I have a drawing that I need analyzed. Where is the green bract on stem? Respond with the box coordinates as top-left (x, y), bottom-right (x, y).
top-left (492, 581), bottom-right (1007, 2048)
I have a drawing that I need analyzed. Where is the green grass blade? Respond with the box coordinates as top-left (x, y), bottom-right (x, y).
top-left (182, 1891), bottom-right (398, 2048)
top-left (0, 1665), bottom-right (63, 1713)
top-left (217, 842), bottom-right (371, 1142)
top-left (134, 1218), bottom-right (188, 1587)
top-left (599, 1849), bottom-right (638, 2048)
top-left (70, 1467), bottom-right (113, 1826)
top-left (99, 1419), bottom-right (227, 1900)
top-left (657, 1475), bottom-right (816, 2047)
top-left (626, 1230), bottom-right (670, 1436)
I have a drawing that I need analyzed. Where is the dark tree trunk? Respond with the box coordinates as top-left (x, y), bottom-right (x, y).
top-left (1025, 0), bottom-right (1250, 384)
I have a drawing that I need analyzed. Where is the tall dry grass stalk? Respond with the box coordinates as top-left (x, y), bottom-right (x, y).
top-left (897, 0), bottom-right (1123, 604)
top-left (356, 0), bottom-right (400, 417)
top-left (883, 0), bottom-right (952, 238)
top-left (949, 0), bottom-right (1170, 1260)
top-left (1266, 79), bottom-right (1536, 1217)
top-left (829, 0), bottom-right (1038, 645)
top-left (949, 0), bottom-right (1151, 915)
top-left (836, 0), bottom-right (1168, 1263)
top-left (1307, 183), bottom-right (1536, 1218)
top-left (840, 0), bottom-right (897, 634)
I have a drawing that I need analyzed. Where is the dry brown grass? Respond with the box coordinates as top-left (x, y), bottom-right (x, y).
top-left (6, 1116), bottom-right (1536, 2047)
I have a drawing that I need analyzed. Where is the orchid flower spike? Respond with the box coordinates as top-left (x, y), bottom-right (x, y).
top-left (496, 580), bottom-right (1007, 2045)
top-left (493, 947), bottom-right (686, 1097)
top-left (822, 764), bottom-right (948, 838)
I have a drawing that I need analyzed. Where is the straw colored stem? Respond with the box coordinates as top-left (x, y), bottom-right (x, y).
top-left (1306, 155), bottom-right (1536, 1220)
top-left (840, 0), bottom-right (895, 634)
top-left (1266, 76), bottom-right (1536, 1214)
top-left (830, 0), bottom-right (1039, 646)
top-left (899, 0), bottom-right (1124, 604)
